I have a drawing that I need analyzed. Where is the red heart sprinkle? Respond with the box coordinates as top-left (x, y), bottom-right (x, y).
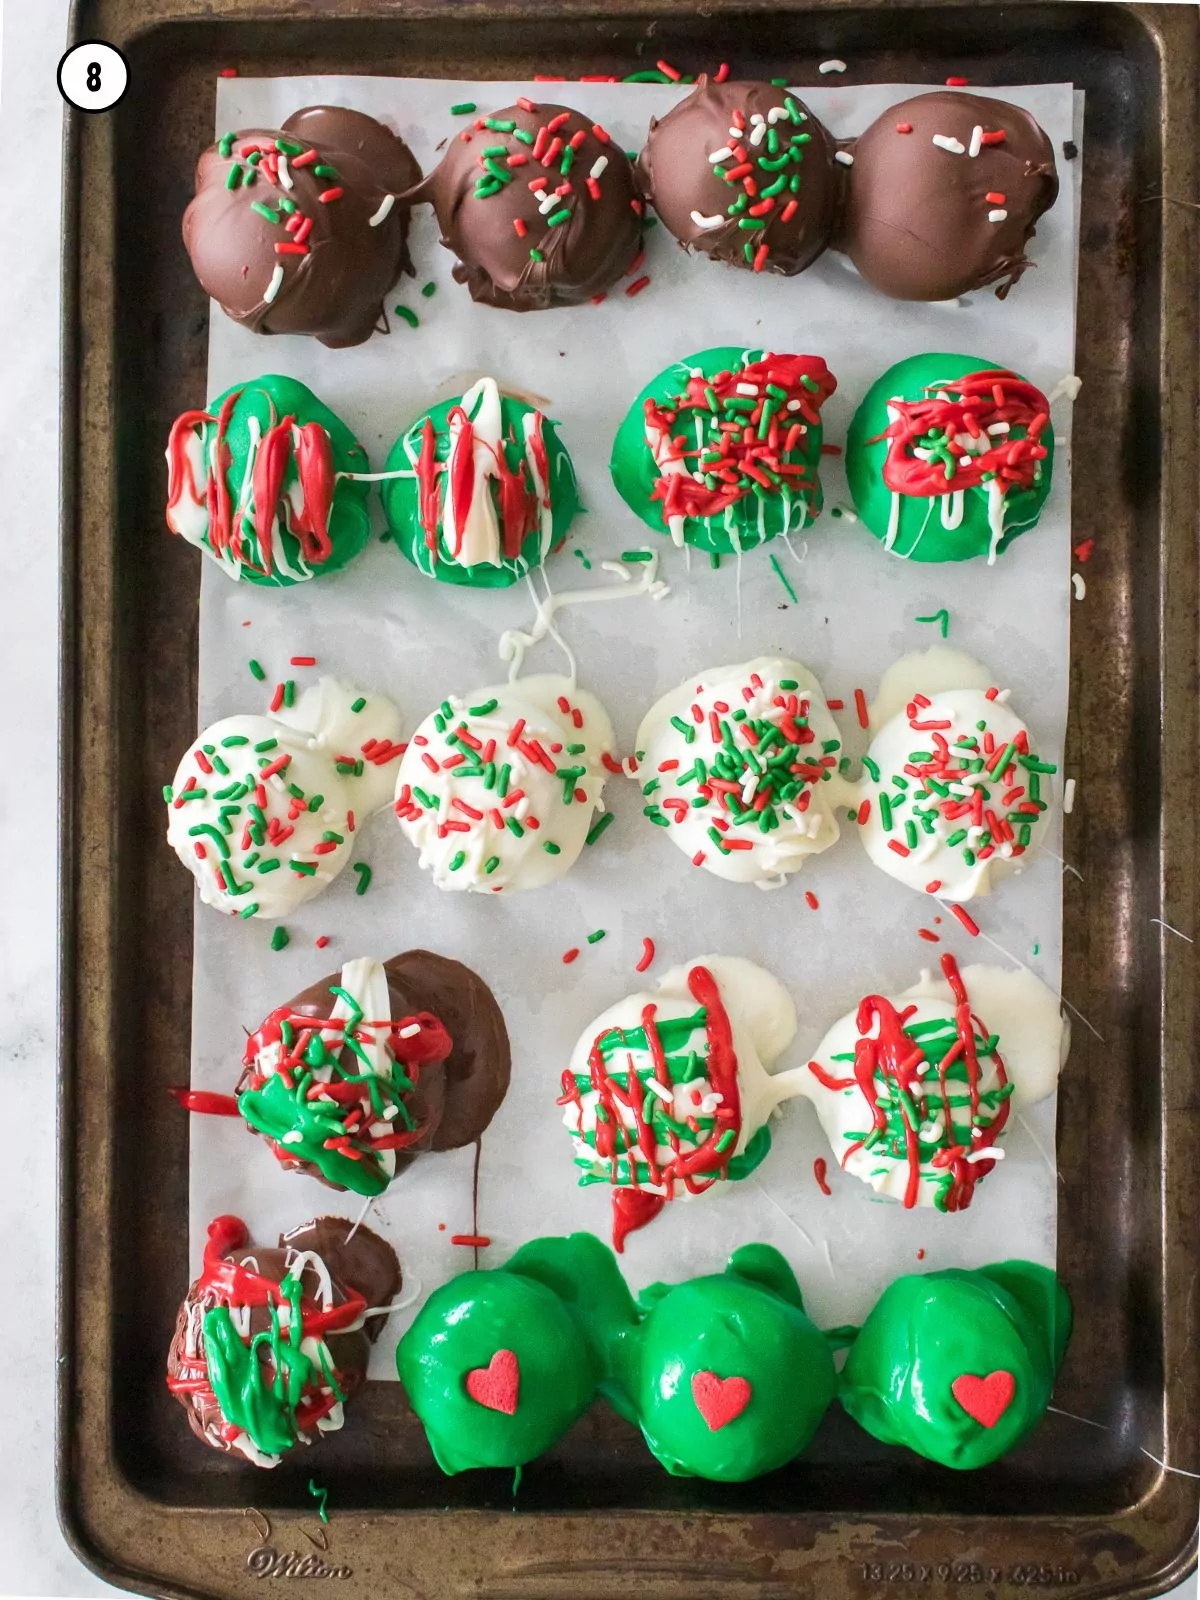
top-left (465, 1349), bottom-right (520, 1415)
top-left (691, 1370), bottom-right (752, 1431)
top-left (951, 1369), bottom-right (1015, 1428)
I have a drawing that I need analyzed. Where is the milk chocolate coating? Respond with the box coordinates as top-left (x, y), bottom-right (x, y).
top-left (183, 106), bottom-right (421, 348)
top-left (167, 1217), bottom-right (400, 1457)
top-left (837, 92), bottom-right (1058, 301)
top-left (411, 102), bottom-right (643, 310)
top-left (639, 79), bottom-right (840, 275)
top-left (240, 950), bottom-right (511, 1188)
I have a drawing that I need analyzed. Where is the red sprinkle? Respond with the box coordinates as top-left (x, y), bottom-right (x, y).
top-left (656, 58), bottom-right (682, 80)
top-left (827, 699), bottom-right (844, 711)
top-left (925, 879), bottom-right (943, 893)
top-left (805, 891), bottom-right (820, 910)
top-left (314, 936), bottom-right (330, 948)
top-left (318, 186), bottom-right (345, 203)
top-left (917, 1248), bottom-right (926, 1260)
top-left (714, 62), bottom-right (730, 83)
top-left (946, 75), bottom-right (969, 85)
top-left (896, 121), bottom-right (913, 134)
top-left (635, 937), bottom-right (656, 973)
top-left (888, 840), bottom-right (912, 858)
top-left (625, 274), bottom-right (651, 297)
top-left (814, 1158), bottom-right (832, 1196)
top-left (951, 904), bottom-right (981, 937)
top-left (513, 217), bottom-right (528, 237)
top-left (219, 67), bottom-right (238, 78)
top-left (290, 655), bottom-right (316, 667)
top-left (1074, 538), bottom-right (1095, 563)
top-left (854, 687), bottom-right (869, 728)
top-left (450, 1234), bottom-right (491, 1248)
top-left (985, 191), bottom-right (1007, 204)
top-left (562, 947), bottom-right (581, 964)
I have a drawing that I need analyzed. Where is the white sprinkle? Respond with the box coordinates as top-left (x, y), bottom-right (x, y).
top-left (589, 155), bottom-right (608, 180)
top-left (786, 398), bottom-right (802, 412)
top-left (398, 1022), bottom-right (422, 1039)
top-left (644, 1078), bottom-right (674, 1104)
top-left (1150, 917), bottom-right (1195, 945)
top-left (749, 121), bottom-right (767, 146)
top-left (835, 150), bottom-right (854, 166)
top-left (736, 381), bottom-right (759, 396)
top-left (749, 111), bottom-right (766, 125)
top-left (263, 263), bottom-right (285, 303)
top-left (1062, 777), bottom-right (1076, 813)
top-left (281, 1130), bottom-right (304, 1145)
top-left (1072, 572), bottom-right (1086, 600)
top-left (383, 1103), bottom-right (400, 1120)
top-left (767, 105), bottom-right (791, 124)
top-left (278, 155), bottom-right (293, 191)
top-left (819, 59), bottom-right (846, 73)
top-left (368, 193), bottom-right (396, 227)
top-left (708, 145), bottom-right (734, 165)
top-left (986, 421), bottom-right (1011, 435)
top-left (965, 1145), bottom-right (1004, 1164)
top-left (538, 190), bottom-right (558, 214)
top-left (968, 124), bottom-right (984, 158)
top-left (689, 210), bottom-right (726, 230)
top-left (988, 207), bottom-right (1009, 223)
top-left (932, 134), bottom-right (966, 154)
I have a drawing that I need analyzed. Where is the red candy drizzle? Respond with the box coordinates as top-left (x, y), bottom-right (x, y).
top-left (872, 368), bottom-right (1050, 501)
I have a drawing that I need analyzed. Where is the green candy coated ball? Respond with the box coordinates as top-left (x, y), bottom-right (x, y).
top-left (839, 1261), bottom-right (1072, 1470)
top-left (192, 375), bottom-right (372, 586)
top-left (845, 353), bottom-right (1054, 563)
top-left (610, 346), bottom-right (829, 555)
top-left (382, 386), bottom-right (579, 588)
top-left (396, 1268), bottom-right (600, 1473)
top-left (625, 1244), bottom-right (837, 1481)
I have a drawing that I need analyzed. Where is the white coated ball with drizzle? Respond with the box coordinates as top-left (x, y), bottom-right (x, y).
top-left (634, 657), bottom-right (845, 886)
top-left (393, 673), bottom-right (614, 893)
top-left (165, 677), bottom-right (404, 920)
top-left (856, 648), bottom-right (1056, 902)
top-left (800, 960), bottom-right (1068, 1210)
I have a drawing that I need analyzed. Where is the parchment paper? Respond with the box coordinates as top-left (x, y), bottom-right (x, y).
top-left (189, 76), bottom-right (1081, 1377)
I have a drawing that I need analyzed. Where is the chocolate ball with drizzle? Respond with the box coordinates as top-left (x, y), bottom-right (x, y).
top-left (183, 105), bottom-right (421, 347)
top-left (411, 100), bottom-right (644, 310)
top-left (639, 79), bottom-right (840, 275)
top-left (177, 953), bottom-right (512, 1198)
top-left (167, 1213), bottom-right (401, 1467)
top-left (837, 91), bottom-right (1059, 301)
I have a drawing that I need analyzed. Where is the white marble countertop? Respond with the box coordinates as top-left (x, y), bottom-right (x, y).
top-left (0, 2), bottom-right (1190, 1596)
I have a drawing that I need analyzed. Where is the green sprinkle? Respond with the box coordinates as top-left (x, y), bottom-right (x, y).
top-left (484, 856), bottom-right (501, 875)
top-left (546, 207), bottom-right (572, 227)
top-left (529, 248), bottom-right (544, 262)
top-left (586, 812), bottom-right (615, 847)
top-left (573, 548), bottom-right (592, 569)
top-left (769, 554), bottom-right (798, 603)
top-left (225, 164), bottom-right (243, 190)
top-left (449, 851), bottom-right (466, 872)
top-left (621, 550), bottom-right (653, 563)
top-left (353, 862), bottom-right (372, 896)
top-left (290, 860), bottom-right (317, 877)
top-left (542, 841), bottom-right (561, 855)
top-left (393, 305), bottom-right (419, 327)
top-left (450, 101), bottom-right (477, 115)
top-left (587, 929), bottom-right (607, 945)
top-left (421, 281), bottom-right (437, 297)
top-left (248, 658), bottom-right (266, 681)
top-left (350, 697), bottom-right (366, 713)
top-left (915, 608), bottom-right (951, 639)
top-left (484, 116), bottom-right (517, 132)
top-left (715, 1129), bottom-right (738, 1153)
top-left (270, 926), bottom-right (289, 952)
top-left (709, 551), bottom-right (721, 570)
top-left (239, 903), bottom-right (260, 919)
top-left (770, 77), bottom-right (788, 86)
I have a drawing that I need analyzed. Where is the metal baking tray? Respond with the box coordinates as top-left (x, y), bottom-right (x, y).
top-left (57, 3), bottom-right (1199, 1597)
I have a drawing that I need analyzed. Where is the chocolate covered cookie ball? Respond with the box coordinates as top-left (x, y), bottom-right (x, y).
top-left (639, 79), bottom-right (839, 275)
top-left (183, 105), bottom-right (421, 347)
top-left (413, 101), bottom-right (643, 310)
top-left (838, 92), bottom-right (1058, 301)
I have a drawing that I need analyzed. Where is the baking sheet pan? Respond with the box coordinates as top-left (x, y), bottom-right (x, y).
top-left (58, 4), bottom-right (1200, 1598)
